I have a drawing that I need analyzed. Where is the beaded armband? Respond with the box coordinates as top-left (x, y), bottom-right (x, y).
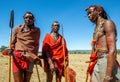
top-left (91, 39), bottom-right (96, 46)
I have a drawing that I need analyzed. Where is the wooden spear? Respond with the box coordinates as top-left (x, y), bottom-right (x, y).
top-left (8, 10), bottom-right (14, 82)
top-left (35, 65), bottom-right (41, 82)
top-left (62, 26), bottom-right (67, 82)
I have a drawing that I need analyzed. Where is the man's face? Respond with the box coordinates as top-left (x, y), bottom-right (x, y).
top-left (52, 22), bottom-right (60, 33)
top-left (24, 13), bottom-right (34, 26)
top-left (87, 7), bottom-right (98, 23)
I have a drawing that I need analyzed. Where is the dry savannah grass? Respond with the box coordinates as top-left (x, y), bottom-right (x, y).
top-left (0, 53), bottom-right (120, 82)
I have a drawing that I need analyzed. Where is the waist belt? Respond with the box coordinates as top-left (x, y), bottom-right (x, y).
top-left (96, 50), bottom-right (107, 58)
top-left (17, 50), bottom-right (28, 54)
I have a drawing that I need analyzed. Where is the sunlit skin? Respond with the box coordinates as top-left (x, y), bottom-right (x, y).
top-left (87, 7), bottom-right (99, 24)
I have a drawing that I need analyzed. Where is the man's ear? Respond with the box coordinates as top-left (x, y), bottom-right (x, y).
top-left (98, 11), bottom-right (102, 15)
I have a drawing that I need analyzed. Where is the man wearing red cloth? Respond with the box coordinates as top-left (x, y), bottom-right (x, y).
top-left (42, 21), bottom-right (69, 82)
top-left (2, 12), bottom-right (41, 82)
top-left (86, 5), bottom-right (120, 82)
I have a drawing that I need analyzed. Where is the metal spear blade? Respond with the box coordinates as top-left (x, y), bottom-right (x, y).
top-left (9, 10), bottom-right (14, 28)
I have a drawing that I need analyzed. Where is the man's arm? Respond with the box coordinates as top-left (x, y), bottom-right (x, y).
top-left (35, 28), bottom-right (40, 55)
top-left (104, 20), bottom-right (117, 79)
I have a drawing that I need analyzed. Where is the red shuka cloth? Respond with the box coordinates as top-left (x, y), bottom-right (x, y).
top-left (87, 53), bottom-right (98, 75)
top-left (42, 34), bottom-right (68, 75)
top-left (2, 50), bottom-right (28, 72)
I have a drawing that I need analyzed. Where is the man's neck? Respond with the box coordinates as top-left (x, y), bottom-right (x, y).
top-left (22, 25), bottom-right (34, 32)
top-left (51, 32), bottom-right (58, 37)
top-left (24, 24), bottom-right (34, 28)
top-left (96, 16), bottom-right (104, 25)
top-left (51, 32), bottom-right (59, 42)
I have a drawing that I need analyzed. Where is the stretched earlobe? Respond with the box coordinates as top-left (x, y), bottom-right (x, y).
top-left (99, 11), bottom-right (102, 15)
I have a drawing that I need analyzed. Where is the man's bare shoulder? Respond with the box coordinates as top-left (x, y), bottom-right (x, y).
top-left (104, 20), bottom-right (116, 31)
top-left (104, 20), bottom-right (115, 27)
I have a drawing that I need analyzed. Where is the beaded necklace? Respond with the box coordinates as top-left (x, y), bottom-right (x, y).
top-left (91, 17), bottom-right (105, 46)
top-left (93, 17), bottom-right (105, 41)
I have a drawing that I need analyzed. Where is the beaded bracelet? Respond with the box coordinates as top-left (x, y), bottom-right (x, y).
top-left (104, 75), bottom-right (113, 80)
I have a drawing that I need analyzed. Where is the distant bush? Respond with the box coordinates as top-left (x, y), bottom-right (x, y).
top-left (117, 49), bottom-right (120, 54)
top-left (68, 51), bottom-right (90, 54)
top-left (69, 49), bottom-right (120, 54)
top-left (0, 45), bottom-right (7, 52)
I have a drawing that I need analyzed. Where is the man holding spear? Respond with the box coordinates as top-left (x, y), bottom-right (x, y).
top-left (2, 11), bottom-right (41, 82)
top-left (41, 21), bottom-right (69, 82)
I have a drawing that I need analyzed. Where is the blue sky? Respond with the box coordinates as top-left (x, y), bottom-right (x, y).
top-left (0, 0), bottom-right (120, 51)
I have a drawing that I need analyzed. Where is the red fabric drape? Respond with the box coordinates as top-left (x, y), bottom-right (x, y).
top-left (42, 34), bottom-right (68, 75)
top-left (87, 53), bottom-right (98, 75)
top-left (2, 49), bottom-right (28, 72)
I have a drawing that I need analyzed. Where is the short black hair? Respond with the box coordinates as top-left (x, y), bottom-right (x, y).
top-left (52, 21), bottom-right (60, 26)
top-left (23, 11), bottom-right (34, 18)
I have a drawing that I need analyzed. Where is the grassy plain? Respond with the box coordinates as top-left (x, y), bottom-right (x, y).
top-left (0, 54), bottom-right (120, 82)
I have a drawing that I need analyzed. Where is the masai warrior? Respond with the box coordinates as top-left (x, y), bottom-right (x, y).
top-left (42, 21), bottom-right (69, 82)
top-left (86, 5), bottom-right (120, 82)
top-left (2, 12), bottom-right (41, 82)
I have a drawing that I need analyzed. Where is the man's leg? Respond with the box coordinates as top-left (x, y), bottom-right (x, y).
top-left (23, 62), bottom-right (34, 82)
top-left (46, 70), bottom-right (53, 82)
top-left (13, 72), bottom-right (23, 82)
top-left (23, 71), bottom-right (32, 82)
top-left (55, 70), bottom-right (62, 82)
top-left (56, 75), bottom-right (62, 82)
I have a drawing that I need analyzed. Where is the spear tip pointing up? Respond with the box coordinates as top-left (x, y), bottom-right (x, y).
top-left (9, 10), bottom-right (14, 28)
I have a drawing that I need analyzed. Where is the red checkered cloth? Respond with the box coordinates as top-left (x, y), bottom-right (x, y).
top-left (66, 67), bottom-right (76, 82)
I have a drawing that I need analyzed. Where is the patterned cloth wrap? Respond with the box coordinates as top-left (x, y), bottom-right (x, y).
top-left (66, 67), bottom-right (76, 82)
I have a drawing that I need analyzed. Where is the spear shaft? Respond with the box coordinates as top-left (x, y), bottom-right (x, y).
top-left (62, 26), bottom-right (67, 82)
top-left (8, 10), bottom-right (14, 82)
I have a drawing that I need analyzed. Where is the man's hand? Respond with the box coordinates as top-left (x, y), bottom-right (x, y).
top-left (85, 60), bottom-right (91, 63)
top-left (48, 59), bottom-right (55, 73)
top-left (103, 75), bottom-right (113, 82)
top-left (50, 63), bottom-right (55, 73)
top-left (34, 58), bottom-right (42, 67)
top-left (2, 48), bottom-right (13, 56)
top-left (22, 54), bottom-right (42, 67)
